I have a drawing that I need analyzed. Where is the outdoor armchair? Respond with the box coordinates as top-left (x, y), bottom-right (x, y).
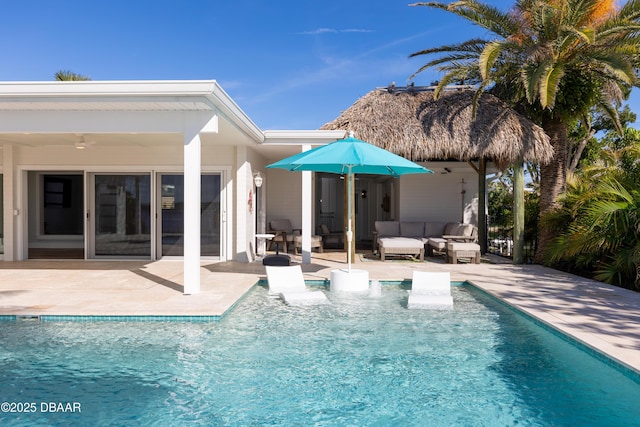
top-left (268, 219), bottom-right (301, 253)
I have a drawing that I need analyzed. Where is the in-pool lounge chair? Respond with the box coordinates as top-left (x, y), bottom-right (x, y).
top-left (407, 271), bottom-right (453, 309)
top-left (265, 265), bottom-right (329, 306)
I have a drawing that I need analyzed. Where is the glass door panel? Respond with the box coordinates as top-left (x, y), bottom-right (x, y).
top-left (201, 175), bottom-right (221, 257)
top-left (161, 174), bottom-right (220, 257)
top-left (94, 174), bottom-right (151, 257)
top-left (0, 174), bottom-right (3, 255)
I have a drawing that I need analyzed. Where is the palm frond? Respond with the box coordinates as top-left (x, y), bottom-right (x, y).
top-left (411, 1), bottom-right (520, 38)
top-left (479, 41), bottom-right (504, 79)
top-left (539, 63), bottom-right (565, 108)
top-left (409, 39), bottom-right (489, 58)
top-left (559, 26), bottom-right (595, 49)
top-left (589, 52), bottom-right (636, 85)
top-left (412, 54), bottom-right (479, 71)
top-left (617, 0), bottom-right (640, 22)
top-left (566, 0), bottom-right (605, 27)
top-left (595, 178), bottom-right (633, 202)
top-left (433, 71), bottom-right (467, 98)
top-left (522, 60), bottom-right (551, 104)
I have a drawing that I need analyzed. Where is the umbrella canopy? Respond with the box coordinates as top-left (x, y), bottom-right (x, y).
top-left (268, 131), bottom-right (433, 176)
top-left (267, 132), bottom-right (432, 271)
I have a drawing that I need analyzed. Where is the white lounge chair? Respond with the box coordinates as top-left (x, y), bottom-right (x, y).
top-left (265, 265), bottom-right (329, 306)
top-left (407, 271), bottom-right (453, 309)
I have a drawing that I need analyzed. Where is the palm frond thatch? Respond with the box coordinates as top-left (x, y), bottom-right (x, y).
top-left (320, 88), bottom-right (553, 170)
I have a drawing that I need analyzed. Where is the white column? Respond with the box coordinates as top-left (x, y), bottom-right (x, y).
top-left (301, 145), bottom-right (312, 264)
top-left (182, 112), bottom-right (217, 294)
top-left (183, 130), bottom-right (201, 294)
top-left (235, 148), bottom-right (250, 262)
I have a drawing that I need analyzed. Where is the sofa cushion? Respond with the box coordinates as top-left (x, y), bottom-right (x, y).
top-left (447, 242), bottom-right (480, 251)
top-left (427, 237), bottom-right (447, 251)
top-left (375, 221), bottom-right (399, 237)
top-left (400, 222), bottom-right (424, 238)
top-left (443, 222), bottom-right (459, 236)
top-left (379, 237), bottom-right (424, 249)
top-left (444, 222), bottom-right (474, 237)
top-left (424, 222), bottom-right (446, 238)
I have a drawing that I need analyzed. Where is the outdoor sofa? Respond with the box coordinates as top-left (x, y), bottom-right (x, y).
top-left (373, 221), bottom-right (480, 263)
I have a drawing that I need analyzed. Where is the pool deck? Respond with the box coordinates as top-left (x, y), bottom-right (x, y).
top-left (0, 252), bottom-right (639, 376)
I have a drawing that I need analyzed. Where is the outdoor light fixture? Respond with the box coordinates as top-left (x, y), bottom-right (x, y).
top-left (253, 171), bottom-right (263, 188)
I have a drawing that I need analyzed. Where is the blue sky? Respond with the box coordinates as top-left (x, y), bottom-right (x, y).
top-left (1, 0), bottom-right (638, 130)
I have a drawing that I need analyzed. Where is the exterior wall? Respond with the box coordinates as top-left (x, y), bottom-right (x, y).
top-left (399, 165), bottom-right (479, 225)
top-left (265, 168), bottom-right (303, 230)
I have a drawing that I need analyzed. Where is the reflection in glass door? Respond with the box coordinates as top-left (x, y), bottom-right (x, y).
top-left (94, 174), bottom-right (151, 257)
top-left (160, 174), bottom-right (220, 257)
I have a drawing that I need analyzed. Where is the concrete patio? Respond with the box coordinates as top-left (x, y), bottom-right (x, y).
top-left (0, 252), bottom-right (639, 377)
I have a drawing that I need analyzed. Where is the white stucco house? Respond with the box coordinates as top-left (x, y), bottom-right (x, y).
top-left (0, 80), bottom-right (482, 294)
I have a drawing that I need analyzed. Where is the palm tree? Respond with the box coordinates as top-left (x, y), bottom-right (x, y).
top-left (54, 70), bottom-right (90, 81)
top-left (544, 133), bottom-right (640, 289)
top-left (410, 0), bottom-right (640, 263)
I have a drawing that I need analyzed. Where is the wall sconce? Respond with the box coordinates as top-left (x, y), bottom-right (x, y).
top-left (361, 189), bottom-right (367, 199)
top-left (253, 171), bottom-right (263, 188)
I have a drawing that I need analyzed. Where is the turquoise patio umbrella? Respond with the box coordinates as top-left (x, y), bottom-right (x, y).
top-left (267, 131), bottom-right (433, 271)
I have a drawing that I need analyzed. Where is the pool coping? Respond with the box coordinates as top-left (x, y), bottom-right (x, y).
top-left (465, 280), bottom-right (640, 384)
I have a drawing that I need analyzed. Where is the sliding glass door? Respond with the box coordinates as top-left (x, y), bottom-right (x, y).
top-left (94, 174), bottom-right (151, 257)
top-left (88, 172), bottom-right (221, 259)
top-left (160, 174), bottom-right (221, 257)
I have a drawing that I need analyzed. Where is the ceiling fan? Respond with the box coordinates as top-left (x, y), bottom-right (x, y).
top-left (74, 134), bottom-right (97, 149)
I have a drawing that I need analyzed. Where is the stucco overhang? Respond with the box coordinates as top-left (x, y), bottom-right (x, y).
top-left (0, 80), bottom-right (264, 146)
top-left (0, 80), bottom-right (356, 156)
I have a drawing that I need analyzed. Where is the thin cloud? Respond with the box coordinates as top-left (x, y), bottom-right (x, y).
top-left (299, 28), bottom-right (373, 35)
top-left (247, 28), bottom-right (442, 105)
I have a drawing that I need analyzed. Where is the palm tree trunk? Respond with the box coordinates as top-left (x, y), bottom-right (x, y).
top-left (513, 161), bottom-right (525, 264)
top-left (534, 115), bottom-right (568, 264)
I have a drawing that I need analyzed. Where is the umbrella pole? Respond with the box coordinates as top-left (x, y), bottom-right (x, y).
top-left (346, 170), bottom-right (353, 273)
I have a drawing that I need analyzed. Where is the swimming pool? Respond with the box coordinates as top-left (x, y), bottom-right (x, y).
top-left (0, 283), bottom-right (638, 426)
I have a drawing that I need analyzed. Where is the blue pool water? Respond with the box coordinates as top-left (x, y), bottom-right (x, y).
top-left (0, 283), bottom-right (639, 426)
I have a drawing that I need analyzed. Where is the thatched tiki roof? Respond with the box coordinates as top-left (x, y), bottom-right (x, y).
top-left (321, 87), bottom-right (553, 170)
